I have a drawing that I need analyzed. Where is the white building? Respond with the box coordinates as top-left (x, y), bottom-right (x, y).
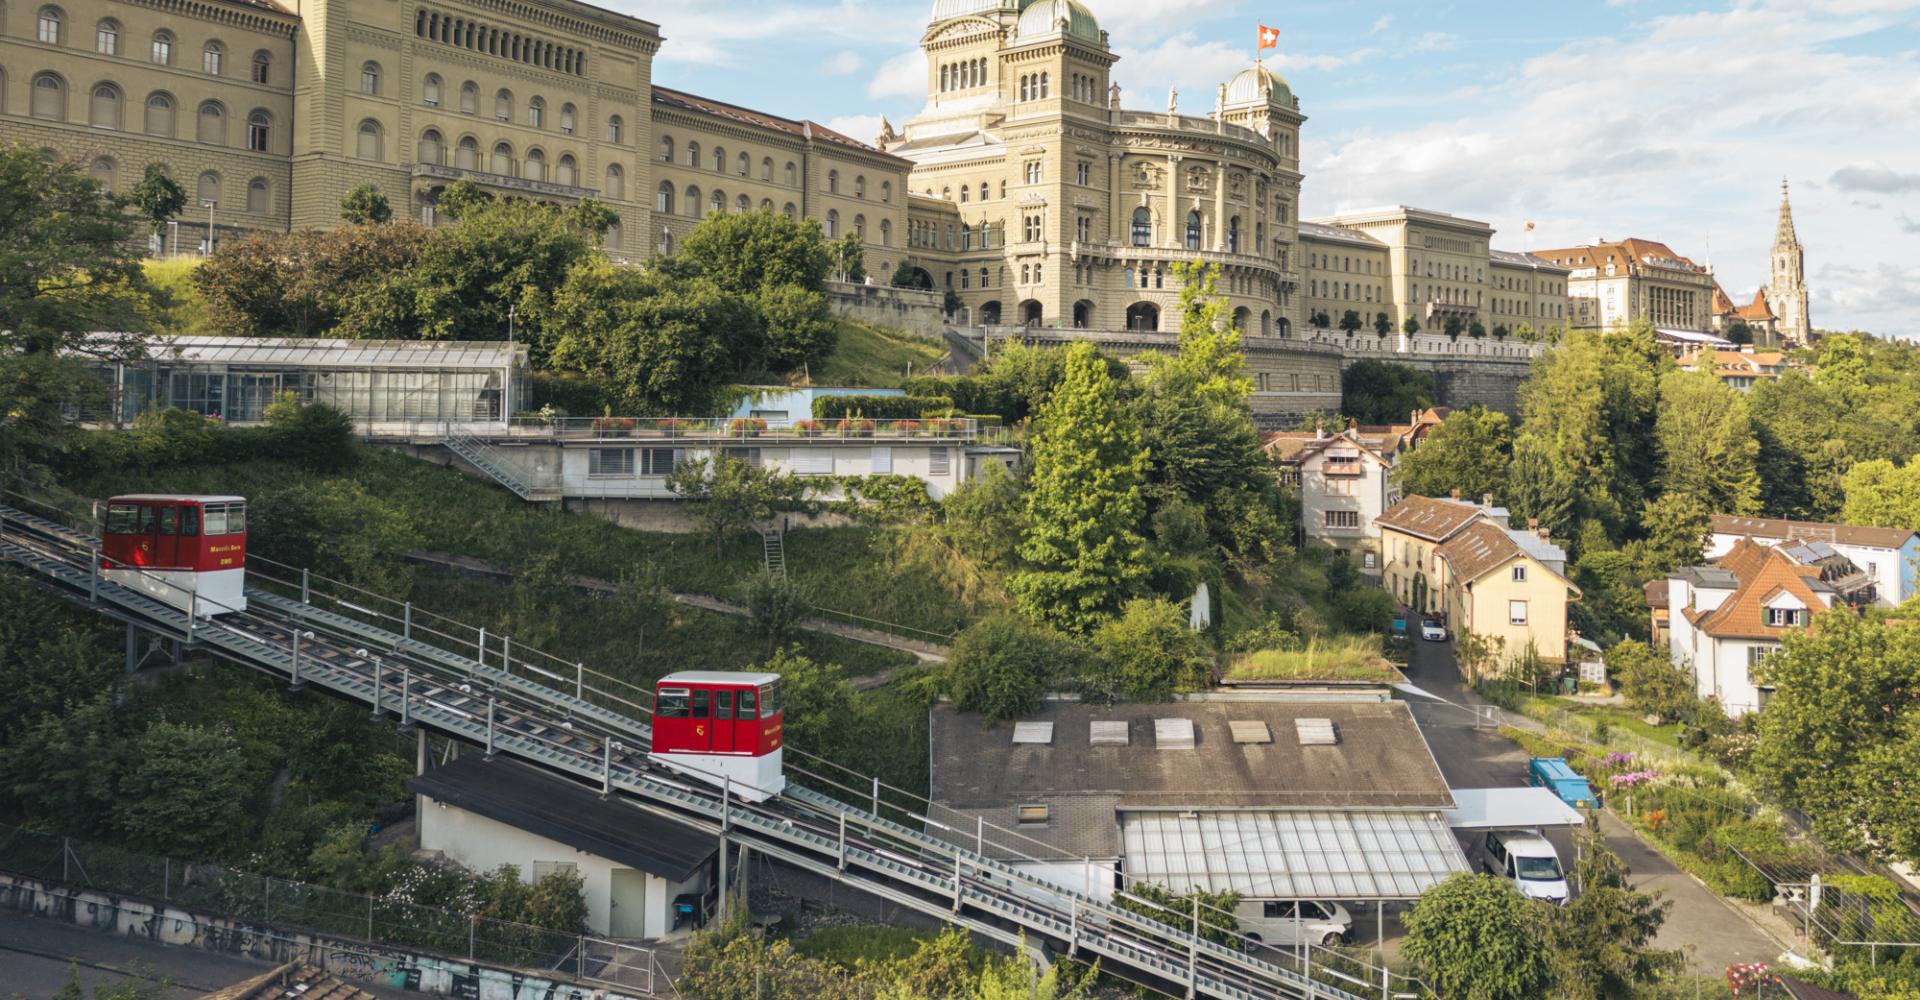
top-left (1264, 425), bottom-right (1403, 575)
top-left (1707, 515), bottom-right (1919, 607)
top-left (410, 756), bottom-right (713, 939)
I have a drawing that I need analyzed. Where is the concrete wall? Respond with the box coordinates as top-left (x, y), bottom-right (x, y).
top-left (0, 872), bottom-right (649, 1000)
top-left (827, 282), bottom-right (948, 339)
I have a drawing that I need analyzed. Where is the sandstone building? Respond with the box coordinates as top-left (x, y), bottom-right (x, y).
top-left (1537, 236), bottom-right (1716, 335)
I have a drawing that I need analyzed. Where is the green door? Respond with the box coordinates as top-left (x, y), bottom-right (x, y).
top-left (610, 868), bottom-right (649, 938)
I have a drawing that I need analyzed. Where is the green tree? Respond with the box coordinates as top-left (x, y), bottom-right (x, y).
top-left (830, 231), bottom-right (866, 284)
top-left (940, 464), bottom-right (1026, 569)
top-left (677, 210), bottom-right (832, 294)
top-left (1011, 342), bottom-right (1150, 631)
top-left (339, 183), bottom-right (393, 224)
top-left (1545, 832), bottom-right (1685, 999)
top-left (1396, 407), bottom-right (1512, 502)
top-left (1516, 322), bottom-right (1669, 542)
top-left (755, 282), bottom-right (839, 375)
top-left (1403, 873), bottom-right (1554, 1000)
top-left (436, 178), bottom-right (492, 219)
top-left (753, 647), bottom-right (855, 760)
top-left (946, 612), bottom-right (1077, 720)
top-left (1468, 320), bottom-right (1487, 339)
top-left (1606, 639), bottom-right (1694, 722)
top-left (112, 721), bottom-right (261, 858)
top-left (264, 398), bottom-right (356, 472)
top-left (1402, 316), bottom-right (1422, 336)
top-left (546, 261), bottom-right (760, 413)
top-left (1342, 360), bottom-right (1436, 425)
top-left (1506, 434), bottom-right (1577, 543)
top-left (1339, 309), bottom-right (1363, 335)
top-left (1085, 598), bottom-right (1209, 701)
top-left (130, 162), bottom-right (187, 239)
top-left (1374, 311), bottom-right (1393, 336)
top-left (1492, 324), bottom-right (1509, 340)
top-left (666, 455), bottom-right (810, 558)
top-left (889, 259), bottom-right (919, 287)
top-left (743, 572), bottom-right (812, 655)
top-left (1655, 364), bottom-right (1762, 515)
top-left (1751, 613), bottom-right (1920, 861)
top-left (192, 224), bottom-right (430, 337)
top-left (1637, 491), bottom-right (1711, 576)
top-left (1443, 316), bottom-right (1464, 340)
top-left (1840, 457), bottom-right (1920, 529)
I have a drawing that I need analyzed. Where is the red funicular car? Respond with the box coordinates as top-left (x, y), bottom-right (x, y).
top-left (649, 671), bottom-right (785, 801)
top-left (101, 495), bottom-right (248, 618)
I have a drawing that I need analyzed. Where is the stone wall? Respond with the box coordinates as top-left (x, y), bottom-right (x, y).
top-left (827, 281), bottom-right (948, 339)
top-left (0, 872), bottom-right (649, 1000)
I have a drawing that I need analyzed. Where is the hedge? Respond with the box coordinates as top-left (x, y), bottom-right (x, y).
top-left (813, 394), bottom-right (955, 420)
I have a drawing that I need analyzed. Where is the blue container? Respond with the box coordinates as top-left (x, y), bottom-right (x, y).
top-left (1528, 757), bottom-right (1598, 809)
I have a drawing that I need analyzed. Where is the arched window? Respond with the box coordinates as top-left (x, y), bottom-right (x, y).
top-left (417, 129), bottom-right (442, 164)
top-left (455, 136), bottom-right (478, 169)
top-left (855, 174), bottom-right (866, 198)
top-left (247, 177), bottom-right (268, 213)
top-left (557, 154), bottom-right (576, 187)
top-left (1019, 75), bottom-right (1029, 101)
top-left (526, 96), bottom-right (543, 128)
top-left (604, 164), bottom-right (624, 200)
top-left (960, 185), bottom-right (969, 204)
top-left (37, 6), bottom-right (62, 44)
top-left (604, 219), bottom-right (621, 251)
top-left (90, 157), bottom-right (115, 189)
top-left (358, 61), bottom-right (379, 95)
top-left (95, 18), bottom-right (118, 54)
top-left (783, 202), bottom-right (797, 220)
top-left (150, 30), bottom-right (172, 65)
top-left (203, 41), bottom-right (224, 75)
top-left (1228, 216), bottom-right (1240, 254)
top-left (30, 74), bottom-right (65, 120)
top-left (881, 180), bottom-right (892, 203)
top-left (827, 170), bottom-right (839, 194)
top-left (251, 50), bottom-right (271, 84)
top-left (560, 103), bottom-right (575, 134)
top-left (736, 151), bottom-right (749, 176)
top-left (979, 182), bottom-right (989, 202)
top-left (710, 189), bottom-right (725, 213)
top-left (784, 162), bottom-right (796, 186)
top-left (960, 223), bottom-right (971, 248)
top-left (493, 89), bottom-right (511, 120)
top-left (656, 181), bottom-right (674, 213)
top-left (606, 114), bottom-right (622, 143)
top-left (1185, 210), bottom-right (1202, 250)
top-left (711, 145), bottom-right (725, 172)
top-left (683, 185), bottom-right (699, 214)
top-left (880, 219), bottom-right (892, 246)
top-left (1131, 207), bottom-right (1152, 247)
top-left (825, 209), bottom-right (838, 238)
top-left (196, 171), bottom-right (219, 205)
top-left (356, 119), bottom-right (382, 160)
top-left (89, 83), bottom-right (119, 128)
top-left (246, 109), bottom-right (270, 150)
top-left (686, 141), bottom-right (700, 167)
top-left (760, 198), bottom-right (773, 212)
top-left (761, 157), bottom-right (773, 181)
top-left (489, 141), bottom-right (512, 175)
top-left (143, 91), bottom-right (174, 135)
top-left (196, 100), bottom-right (223, 143)
top-left (522, 148), bottom-right (544, 181)
top-left (422, 74), bottom-right (442, 106)
top-left (854, 213), bottom-right (866, 239)
top-left (459, 81), bottom-right (478, 114)
top-left (659, 229), bottom-right (673, 254)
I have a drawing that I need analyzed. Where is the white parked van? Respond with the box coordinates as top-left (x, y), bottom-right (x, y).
top-left (1236, 899), bottom-right (1354, 947)
top-left (1481, 829), bottom-right (1569, 904)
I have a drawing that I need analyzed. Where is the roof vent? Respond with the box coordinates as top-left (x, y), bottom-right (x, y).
top-left (1294, 718), bottom-right (1338, 746)
top-left (1012, 721), bottom-right (1054, 745)
top-left (1090, 720), bottom-right (1129, 746)
top-left (1154, 718), bottom-right (1196, 749)
top-left (1229, 721), bottom-right (1272, 744)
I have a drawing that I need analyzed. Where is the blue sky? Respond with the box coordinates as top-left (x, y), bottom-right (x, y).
top-left (622, 0), bottom-right (1920, 338)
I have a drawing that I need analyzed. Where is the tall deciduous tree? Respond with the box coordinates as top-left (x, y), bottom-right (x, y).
top-left (1085, 597), bottom-right (1210, 702)
top-left (193, 225), bottom-right (430, 337)
top-left (666, 455), bottom-right (810, 558)
top-left (339, 184), bottom-right (393, 224)
top-left (1396, 407), bottom-right (1513, 503)
top-left (1506, 434), bottom-right (1577, 542)
top-left (546, 261), bottom-right (758, 414)
top-left (1516, 322), bottom-right (1669, 541)
top-left (1341, 360), bottom-right (1435, 425)
top-left (946, 612), bottom-right (1076, 720)
top-left (1545, 832), bottom-right (1685, 999)
top-left (130, 162), bottom-right (187, 240)
top-left (1655, 363), bottom-right (1762, 516)
top-left (1403, 873), bottom-right (1555, 1000)
top-left (1839, 457), bottom-right (1920, 530)
top-left (1012, 341), bottom-right (1149, 631)
top-left (396, 198), bottom-right (605, 357)
top-left (676, 210), bottom-right (831, 294)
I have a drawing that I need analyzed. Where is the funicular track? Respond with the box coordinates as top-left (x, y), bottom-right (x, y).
top-left (0, 489), bottom-right (1410, 1000)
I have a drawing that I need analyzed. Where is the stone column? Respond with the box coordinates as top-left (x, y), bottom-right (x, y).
top-left (1164, 153), bottom-right (1179, 249)
top-left (1108, 153), bottom-right (1121, 242)
top-left (1212, 161), bottom-right (1226, 252)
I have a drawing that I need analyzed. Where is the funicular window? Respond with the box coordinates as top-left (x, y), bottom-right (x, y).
top-left (138, 506), bottom-right (156, 534)
top-left (690, 688), bottom-right (710, 717)
top-left (658, 687), bottom-right (691, 719)
top-left (158, 506), bottom-right (178, 535)
top-left (715, 690), bottom-right (735, 719)
top-left (204, 504), bottom-right (228, 535)
top-left (759, 682), bottom-right (779, 717)
top-left (225, 503), bottom-right (245, 534)
top-left (180, 505), bottom-right (199, 536)
top-left (106, 503), bottom-right (139, 534)
top-left (737, 687), bottom-right (758, 720)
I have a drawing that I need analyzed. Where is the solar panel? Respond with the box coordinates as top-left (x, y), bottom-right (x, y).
top-left (1229, 721), bottom-right (1271, 744)
top-left (1295, 718), bottom-right (1338, 746)
top-left (1089, 720), bottom-right (1129, 746)
top-left (1012, 721), bottom-right (1054, 745)
top-left (1154, 718), bottom-right (1195, 749)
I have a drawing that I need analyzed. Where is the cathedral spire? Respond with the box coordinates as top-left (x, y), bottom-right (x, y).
top-left (1776, 176), bottom-right (1799, 245)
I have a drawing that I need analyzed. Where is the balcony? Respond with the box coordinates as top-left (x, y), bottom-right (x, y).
top-left (503, 415), bottom-right (994, 445)
top-left (1072, 240), bottom-right (1293, 280)
top-left (413, 163), bottom-right (598, 202)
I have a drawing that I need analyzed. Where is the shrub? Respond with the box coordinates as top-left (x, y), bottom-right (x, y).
top-left (726, 417), bottom-right (768, 434)
top-left (813, 394), bottom-right (954, 420)
top-left (1084, 598), bottom-right (1211, 702)
top-left (946, 612), bottom-right (1078, 721)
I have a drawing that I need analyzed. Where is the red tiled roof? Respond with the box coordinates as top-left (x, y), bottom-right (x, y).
top-left (1712, 515), bottom-right (1917, 551)
top-left (651, 87), bottom-right (905, 161)
top-left (1684, 540), bottom-right (1829, 641)
top-left (1733, 288), bottom-right (1776, 322)
top-left (1376, 495), bottom-right (1488, 543)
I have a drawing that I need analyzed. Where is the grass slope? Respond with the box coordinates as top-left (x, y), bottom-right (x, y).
top-left (812, 320), bottom-right (948, 388)
top-left (143, 258), bottom-right (213, 336)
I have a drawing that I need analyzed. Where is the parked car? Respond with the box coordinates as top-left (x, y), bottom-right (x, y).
top-left (1529, 757), bottom-right (1599, 809)
top-left (1236, 899), bottom-right (1355, 948)
top-left (1480, 829), bottom-right (1569, 904)
top-left (1419, 619), bottom-right (1448, 642)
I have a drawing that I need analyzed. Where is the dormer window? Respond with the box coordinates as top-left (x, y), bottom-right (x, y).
top-left (1765, 607), bottom-right (1803, 628)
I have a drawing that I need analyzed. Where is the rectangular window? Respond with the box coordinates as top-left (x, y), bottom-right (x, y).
top-left (929, 447), bottom-right (951, 477)
top-left (1509, 600), bottom-right (1529, 625)
top-left (204, 504), bottom-right (229, 535)
top-left (723, 447), bottom-right (762, 468)
top-left (105, 504), bottom-right (140, 534)
top-left (871, 446), bottom-right (893, 474)
top-left (690, 688), bottom-right (710, 718)
top-left (1512, 565), bottom-right (1528, 583)
top-left (1747, 645), bottom-right (1779, 668)
top-left (657, 688), bottom-right (691, 719)
top-left (738, 687), bottom-right (758, 720)
top-left (1363, 551), bottom-right (1377, 570)
top-left (1017, 804), bottom-right (1050, 826)
top-left (1323, 510), bottom-right (1360, 529)
top-left (1764, 608), bottom-right (1802, 628)
top-left (588, 447), bottom-right (634, 477)
top-left (641, 448), bottom-right (679, 477)
top-left (532, 861), bottom-right (578, 880)
top-left (790, 450), bottom-right (834, 476)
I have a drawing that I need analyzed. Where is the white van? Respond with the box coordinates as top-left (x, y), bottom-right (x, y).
top-left (1481, 829), bottom-right (1569, 904)
top-left (1236, 899), bottom-right (1354, 947)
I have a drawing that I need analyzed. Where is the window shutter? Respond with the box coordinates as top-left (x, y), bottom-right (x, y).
top-left (790, 450), bottom-right (833, 476)
top-left (871, 446), bottom-right (892, 475)
top-left (929, 447), bottom-right (951, 476)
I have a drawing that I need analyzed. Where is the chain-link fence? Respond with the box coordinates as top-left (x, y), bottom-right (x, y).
top-left (0, 824), bottom-right (664, 991)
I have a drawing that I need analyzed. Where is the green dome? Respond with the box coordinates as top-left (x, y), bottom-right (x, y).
top-left (1015, 0), bottom-right (1101, 44)
top-left (1226, 63), bottom-right (1293, 106)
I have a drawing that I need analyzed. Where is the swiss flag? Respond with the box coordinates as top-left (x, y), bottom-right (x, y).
top-left (1257, 24), bottom-right (1280, 49)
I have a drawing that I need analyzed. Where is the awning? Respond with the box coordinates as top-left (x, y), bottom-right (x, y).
top-left (1120, 809), bottom-right (1470, 901)
top-left (1443, 787), bottom-right (1584, 830)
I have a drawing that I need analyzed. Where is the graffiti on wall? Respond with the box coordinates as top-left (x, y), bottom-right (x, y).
top-left (0, 873), bottom-right (639, 1000)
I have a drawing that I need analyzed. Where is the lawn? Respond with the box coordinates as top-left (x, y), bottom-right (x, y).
top-left (812, 320), bottom-right (949, 388)
top-left (1222, 635), bottom-right (1400, 683)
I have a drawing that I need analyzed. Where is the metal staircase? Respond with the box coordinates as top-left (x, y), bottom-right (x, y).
top-left (760, 527), bottom-right (786, 578)
top-left (445, 434), bottom-right (558, 502)
top-left (0, 487), bottom-right (1415, 1000)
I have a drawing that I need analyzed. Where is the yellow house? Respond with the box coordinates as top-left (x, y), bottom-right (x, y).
top-left (1435, 521), bottom-right (1581, 665)
top-left (1376, 494), bottom-right (1494, 617)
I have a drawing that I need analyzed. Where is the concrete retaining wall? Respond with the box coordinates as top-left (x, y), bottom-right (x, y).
top-left (827, 283), bottom-right (948, 339)
top-left (0, 872), bottom-right (646, 1000)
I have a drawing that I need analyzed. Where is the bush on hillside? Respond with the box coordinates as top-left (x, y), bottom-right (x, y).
top-left (813, 394), bottom-right (954, 420)
top-left (946, 612), bottom-right (1079, 721)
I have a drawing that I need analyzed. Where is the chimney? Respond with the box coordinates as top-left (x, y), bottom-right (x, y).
top-left (1530, 517), bottom-right (1547, 541)
top-left (1482, 492), bottom-right (1495, 508)
top-left (1314, 421), bottom-right (1325, 441)
top-left (1450, 489), bottom-right (1461, 500)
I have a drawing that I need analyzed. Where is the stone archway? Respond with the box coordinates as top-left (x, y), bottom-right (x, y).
top-left (1126, 301), bottom-right (1161, 331)
top-left (1019, 299), bottom-right (1043, 326)
top-left (979, 300), bottom-right (1002, 325)
top-left (1073, 299), bottom-right (1094, 328)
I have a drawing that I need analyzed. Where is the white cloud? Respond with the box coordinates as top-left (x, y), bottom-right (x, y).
top-left (1831, 162), bottom-right (1920, 193)
top-left (1113, 33), bottom-right (1250, 107)
top-left (1276, 48), bottom-right (1381, 72)
top-left (1371, 15), bottom-right (1394, 34)
top-left (824, 50), bottom-right (864, 76)
top-left (643, 1), bottom-right (921, 68)
top-left (867, 49), bottom-right (928, 100)
top-left (1096, 0), bottom-right (1218, 35)
top-left (1411, 32), bottom-right (1457, 52)
top-left (822, 114), bottom-right (885, 144)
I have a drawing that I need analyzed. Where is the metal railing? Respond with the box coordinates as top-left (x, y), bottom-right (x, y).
top-left (0, 824), bottom-right (666, 992)
top-left (503, 416), bottom-right (981, 443)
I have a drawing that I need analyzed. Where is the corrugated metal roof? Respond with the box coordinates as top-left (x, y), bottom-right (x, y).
top-left (1121, 809), bottom-right (1470, 900)
top-left (105, 335), bottom-right (524, 371)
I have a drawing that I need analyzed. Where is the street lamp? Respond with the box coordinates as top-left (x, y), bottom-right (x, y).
top-left (199, 198), bottom-right (217, 256)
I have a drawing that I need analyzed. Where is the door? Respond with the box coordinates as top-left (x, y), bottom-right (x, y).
top-left (154, 504), bottom-right (181, 568)
top-left (712, 689), bottom-right (736, 753)
top-left (690, 688), bottom-right (712, 751)
top-left (609, 868), bottom-right (649, 938)
top-left (129, 504), bottom-right (160, 567)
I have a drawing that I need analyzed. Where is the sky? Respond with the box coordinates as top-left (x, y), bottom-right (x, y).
top-left (624, 0), bottom-right (1920, 339)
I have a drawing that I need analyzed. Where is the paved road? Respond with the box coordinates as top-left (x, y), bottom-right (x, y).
top-left (1399, 636), bottom-right (1789, 974)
